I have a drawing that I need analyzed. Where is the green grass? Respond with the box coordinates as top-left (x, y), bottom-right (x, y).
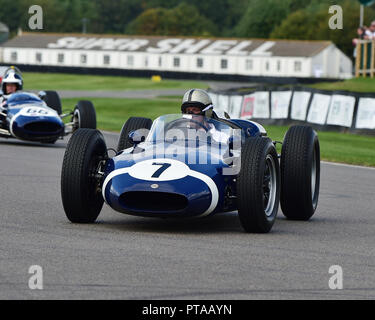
top-left (62, 97), bottom-right (375, 167)
top-left (22, 72), bottom-right (209, 91)
top-left (62, 97), bottom-right (178, 132)
top-left (310, 77), bottom-right (375, 93)
top-left (265, 125), bottom-right (375, 167)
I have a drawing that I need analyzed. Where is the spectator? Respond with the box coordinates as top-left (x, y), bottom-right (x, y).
top-left (365, 21), bottom-right (375, 39)
top-left (353, 26), bottom-right (367, 46)
top-left (353, 26), bottom-right (368, 58)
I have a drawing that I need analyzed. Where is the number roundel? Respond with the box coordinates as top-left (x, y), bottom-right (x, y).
top-left (20, 107), bottom-right (55, 117)
top-left (128, 159), bottom-right (190, 181)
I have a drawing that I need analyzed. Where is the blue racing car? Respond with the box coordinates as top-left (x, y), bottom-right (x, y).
top-left (61, 113), bottom-right (320, 233)
top-left (0, 91), bottom-right (97, 144)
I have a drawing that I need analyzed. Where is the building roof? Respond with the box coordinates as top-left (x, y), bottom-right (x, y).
top-left (1, 32), bottom-right (333, 57)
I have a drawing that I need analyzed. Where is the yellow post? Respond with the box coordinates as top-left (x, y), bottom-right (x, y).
top-left (151, 75), bottom-right (162, 82)
top-left (363, 41), bottom-right (368, 78)
top-left (355, 42), bottom-right (362, 78)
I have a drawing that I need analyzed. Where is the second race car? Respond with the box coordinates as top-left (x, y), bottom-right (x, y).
top-left (0, 67), bottom-right (96, 144)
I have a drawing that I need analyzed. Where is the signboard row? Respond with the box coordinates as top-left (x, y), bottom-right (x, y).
top-left (209, 89), bottom-right (375, 130)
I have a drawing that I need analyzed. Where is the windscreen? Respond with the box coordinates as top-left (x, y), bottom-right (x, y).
top-left (6, 93), bottom-right (45, 107)
top-left (145, 114), bottom-right (234, 145)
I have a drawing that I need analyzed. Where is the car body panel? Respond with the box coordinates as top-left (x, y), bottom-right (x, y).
top-left (2, 92), bottom-right (64, 141)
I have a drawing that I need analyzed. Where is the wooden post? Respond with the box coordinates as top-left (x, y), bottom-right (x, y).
top-left (371, 40), bottom-right (375, 78)
top-left (355, 41), bottom-right (362, 78)
top-left (363, 41), bottom-right (368, 78)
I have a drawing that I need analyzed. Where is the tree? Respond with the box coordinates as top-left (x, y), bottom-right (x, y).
top-left (90, 0), bottom-right (143, 34)
top-left (233, 0), bottom-right (291, 38)
top-left (126, 3), bottom-right (216, 36)
top-left (0, 0), bottom-right (29, 32)
top-left (270, 0), bottom-right (375, 58)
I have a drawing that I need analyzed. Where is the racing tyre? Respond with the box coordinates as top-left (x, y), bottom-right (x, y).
top-left (280, 126), bottom-right (320, 220)
top-left (61, 128), bottom-right (107, 223)
top-left (117, 117), bottom-right (152, 152)
top-left (73, 100), bottom-right (96, 130)
top-left (43, 90), bottom-right (62, 115)
top-left (237, 137), bottom-right (280, 233)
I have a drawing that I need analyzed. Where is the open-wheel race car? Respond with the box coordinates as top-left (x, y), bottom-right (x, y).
top-left (61, 113), bottom-right (320, 233)
top-left (0, 90), bottom-right (97, 144)
top-left (0, 67), bottom-right (96, 144)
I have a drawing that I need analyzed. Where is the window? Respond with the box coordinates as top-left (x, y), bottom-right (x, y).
top-left (11, 52), bottom-right (17, 62)
top-left (80, 54), bottom-right (87, 64)
top-left (277, 60), bottom-right (281, 72)
top-left (58, 53), bottom-right (64, 63)
top-left (197, 58), bottom-right (204, 68)
top-left (36, 52), bottom-right (42, 63)
top-left (103, 55), bottom-right (110, 65)
top-left (294, 61), bottom-right (302, 72)
top-left (173, 57), bottom-right (180, 67)
top-left (265, 61), bottom-right (270, 71)
top-left (245, 59), bottom-right (253, 70)
top-left (127, 55), bottom-right (134, 66)
top-left (221, 59), bottom-right (228, 69)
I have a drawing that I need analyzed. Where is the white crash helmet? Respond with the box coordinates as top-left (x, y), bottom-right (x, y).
top-left (2, 69), bottom-right (23, 94)
top-left (181, 89), bottom-right (213, 115)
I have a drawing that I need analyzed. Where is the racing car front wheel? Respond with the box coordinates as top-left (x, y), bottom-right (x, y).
top-left (61, 128), bottom-right (107, 223)
top-left (280, 126), bottom-right (320, 220)
top-left (117, 117), bottom-right (153, 152)
top-left (73, 100), bottom-right (97, 130)
top-left (42, 90), bottom-right (62, 115)
top-left (237, 137), bottom-right (280, 233)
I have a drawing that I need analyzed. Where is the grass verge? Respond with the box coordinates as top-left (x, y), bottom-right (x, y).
top-left (22, 72), bottom-right (209, 91)
top-left (309, 77), bottom-right (375, 93)
top-left (62, 97), bottom-right (375, 167)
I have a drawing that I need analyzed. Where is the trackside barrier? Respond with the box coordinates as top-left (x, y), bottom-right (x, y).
top-left (208, 86), bottom-right (375, 135)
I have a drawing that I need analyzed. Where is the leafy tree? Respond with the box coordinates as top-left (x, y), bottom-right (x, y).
top-left (143, 0), bottom-right (248, 33)
top-left (233, 0), bottom-right (291, 38)
top-left (0, 0), bottom-right (29, 32)
top-left (222, 0), bottom-right (250, 35)
top-left (126, 3), bottom-right (215, 36)
top-left (89, 0), bottom-right (143, 34)
top-left (270, 0), bottom-right (375, 58)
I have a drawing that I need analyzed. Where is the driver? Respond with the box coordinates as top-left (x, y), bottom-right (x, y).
top-left (1, 70), bottom-right (23, 96)
top-left (0, 70), bottom-right (23, 127)
top-left (181, 89), bottom-right (229, 143)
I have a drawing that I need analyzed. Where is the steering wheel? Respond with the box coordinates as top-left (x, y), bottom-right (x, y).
top-left (164, 118), bottom-right (209, 133)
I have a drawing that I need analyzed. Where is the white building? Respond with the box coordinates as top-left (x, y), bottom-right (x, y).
top-left (0, 32), bottom-right (353, 79)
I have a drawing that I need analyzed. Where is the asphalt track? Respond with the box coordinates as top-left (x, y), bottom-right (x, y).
top-left (1, 132), bottom-right (375, 300)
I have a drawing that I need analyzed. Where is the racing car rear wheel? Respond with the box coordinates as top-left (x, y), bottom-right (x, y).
top-left (73, 100), bottom-right (97, 130)
top-left (117, 117), bottom-right (153, 151)
top-left (280, 126), bottom-right (320, 220)
top-left (43, 90), bottom-right (62, 115)
top-left (237, 137), bottom-right (280, 233)
top-left (61, 128), bottom-right (107, 223)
